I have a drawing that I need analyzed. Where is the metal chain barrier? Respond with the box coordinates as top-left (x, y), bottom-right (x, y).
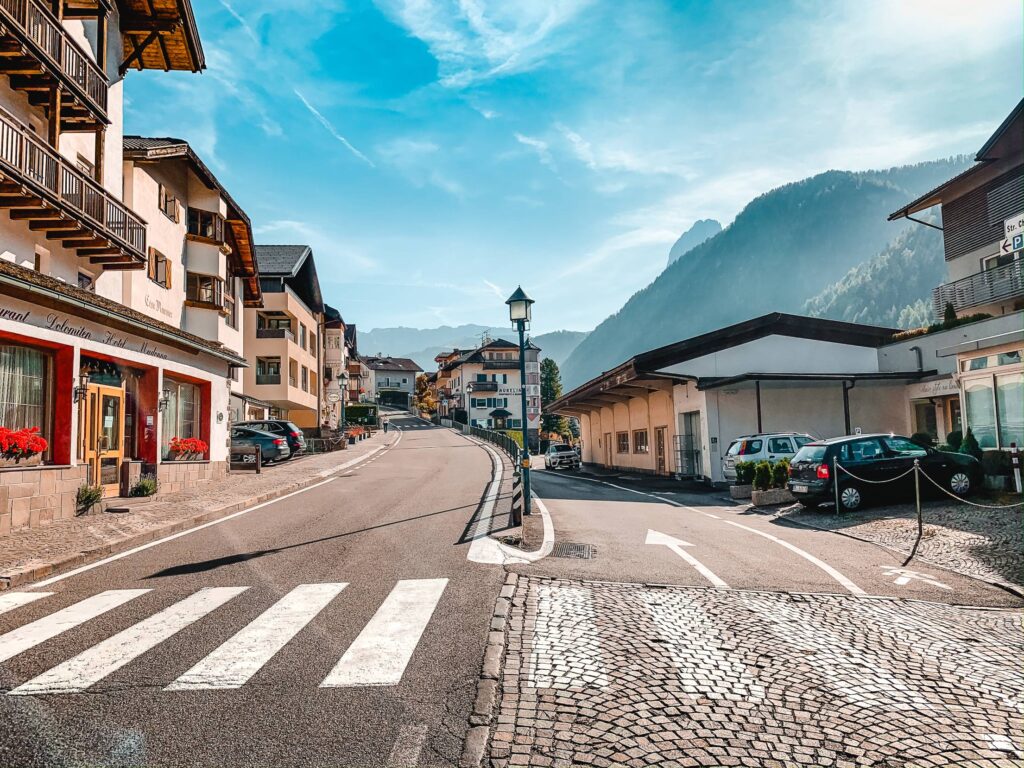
top-left (916, 465), bottom-right (1024, 509)
top-left (834, 463), bottom-right (918, 484)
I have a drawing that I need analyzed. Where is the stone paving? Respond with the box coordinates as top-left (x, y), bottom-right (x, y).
top-left (0, 432), bottom-right (393, 588)
top-left (490, 576), bottom-right (1024, 767)
top-left (776, 500), bottom-right (1024, 591)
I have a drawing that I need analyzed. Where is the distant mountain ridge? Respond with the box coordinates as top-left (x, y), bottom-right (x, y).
top-left (667, 219), bottom-right (722, 266)
top-left (358, 325), bottom-right (589, 371)
top-left (561, 156), bottom-right (973, 389)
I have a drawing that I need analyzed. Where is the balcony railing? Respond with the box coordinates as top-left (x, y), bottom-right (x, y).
top-left (481, 360), bottom-right (520, 369)
top-left (255, 373), bottom-right (281, 385)
top-left (0, 106), bottom-right (145, 258)
top-left (932, 261), bottom-right (1024, 316)
top-left (256, 327), bottom-right (295, 342)
top-left (0, 0), bottom-right (108, 118)
top-left (468, 381), bottom-right (499, 392)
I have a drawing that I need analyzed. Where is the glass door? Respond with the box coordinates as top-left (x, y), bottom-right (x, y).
top-left (84, 384), bottom-right (124, 497)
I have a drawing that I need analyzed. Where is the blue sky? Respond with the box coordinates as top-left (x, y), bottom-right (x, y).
top-left (123, 0), bottom-right (1023, 335)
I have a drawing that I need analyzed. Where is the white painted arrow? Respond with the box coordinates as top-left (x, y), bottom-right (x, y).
top-left (645, 529), bottom-right (729, 588)
top-left (882, 567), bottom-right (952, 590)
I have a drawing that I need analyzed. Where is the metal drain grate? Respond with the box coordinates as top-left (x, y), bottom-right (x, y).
top-left (552, 542), bottom-right (596, 559)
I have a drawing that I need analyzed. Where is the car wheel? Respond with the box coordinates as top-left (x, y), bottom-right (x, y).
top-left (838, 484), bottom-right (864, 512)
top-left (949, 471), bottom-right (971, 496)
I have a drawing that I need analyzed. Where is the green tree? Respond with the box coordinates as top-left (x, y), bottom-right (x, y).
top-left (540, 358), bottom-right (569, 436)
top-left (413, 373), bottom-right (437, 413)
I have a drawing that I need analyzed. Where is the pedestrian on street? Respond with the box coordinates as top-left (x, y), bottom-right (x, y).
top-left (383, 415), bottom-right (389, 433)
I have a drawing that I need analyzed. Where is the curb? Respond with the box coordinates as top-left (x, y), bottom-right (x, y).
top-left (0, 436), bottom-right (393, 592)
top-left (460, 571), bottom-right (517, 768)
top-left (778, 513), bottom-right (1024, 600)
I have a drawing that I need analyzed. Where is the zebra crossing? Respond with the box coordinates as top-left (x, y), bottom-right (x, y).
top-left (0, 579), bottom-right (448, 695)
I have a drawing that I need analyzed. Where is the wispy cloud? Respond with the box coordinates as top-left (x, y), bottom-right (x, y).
top-left (255, 219), bottom-right (379, 272)
top-left (376, 138), bottom-right (464, 197)
top-left (482, 278), bottom-right (505, 298)
top-left (217, 0), bottom-right (260, 45)
top-left (293, 89), bottom-right (375, 167)
top-left (514, 132), bottom-right (554, 169)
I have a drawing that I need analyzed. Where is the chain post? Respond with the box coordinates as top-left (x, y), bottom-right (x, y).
top-left (833, 456), bottom-right (840, 514)
top-left (903, 458), bottom-right (924, 566)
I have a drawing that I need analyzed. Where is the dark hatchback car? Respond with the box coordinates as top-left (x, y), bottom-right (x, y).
top-left (234, 419), bottom-right (307, 456)
top-left (788, 433), bottom-right (981, 511)
top-left (230, 427), bottom-right (291, 464)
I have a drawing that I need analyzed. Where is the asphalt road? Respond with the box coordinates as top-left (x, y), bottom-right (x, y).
top-left (0, 413), bottom-right (504, 768)
top-left (528, 467), bottom-right (1021, 608)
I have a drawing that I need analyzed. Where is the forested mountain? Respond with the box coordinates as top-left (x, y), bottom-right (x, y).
top-left (667, 219), bottom-right (722, 266)
top-left (803, 221), bottom-right (944, 329)
top-left (532, 330), bottom-right (590, 366)
top-left (561, 157), bottom-right (971, 389)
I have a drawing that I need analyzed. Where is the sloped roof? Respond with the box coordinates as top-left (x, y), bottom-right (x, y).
top-left (118, 0), bottom-right (205, 73)
top-left (255, 245), bottom-right (324, 314)
top-left (364, 356), bottom-right (423, 372)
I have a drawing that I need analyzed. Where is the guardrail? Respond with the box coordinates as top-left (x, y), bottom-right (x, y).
top-left (932, 261), bottom-right (1024, 316)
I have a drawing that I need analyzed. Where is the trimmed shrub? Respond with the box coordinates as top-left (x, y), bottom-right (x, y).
top-left (944, 430), bottom-right (962, 451)
top-left (734, 461), bottom-right (755, 485)
top-left (129, 474), bottom-right (158, 497)
top-left (753, 461), bottom-right (772, 491)
top-left (76, 484), bottom-right (103, 514)
top-left (959, 428), bottom-right (983, 461)
top-left (343, 403), bottom-right (378, 426)
top-left (943, 302), bottom-right (957, 324)
top-left (771, 459), bottom-right (791, 489)
top-left (910, 432), bottom-right (934, 447)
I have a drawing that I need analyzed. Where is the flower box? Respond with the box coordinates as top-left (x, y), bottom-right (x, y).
top-left (751, 487), bottom-right (796, 506)
top-left (0, 426), bottom-right (47, 468)
top-left (0, 452), bottom-right (42, 469)
top-left (729, 484), bottom-right (753, 500)
top-left (167, 436), bottom-right (209, 462)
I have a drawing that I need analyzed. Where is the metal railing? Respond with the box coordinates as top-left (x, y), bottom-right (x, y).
top-left (0, 106), bottom-right (145, 258)
top-left (0, 0), bottom-right (108, 116)
top-left (255, 373), bottom-right (280, 385)
top-left (256, 327), bottom-right (294, 341)
top-left (932, 261), bottom-right (1024, 316)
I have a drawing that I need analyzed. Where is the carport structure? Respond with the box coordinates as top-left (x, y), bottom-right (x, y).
top-left (549, 314), bottom-right (930, 483)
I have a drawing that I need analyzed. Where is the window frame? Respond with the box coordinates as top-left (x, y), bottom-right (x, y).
top-left (0, 342), bottom-right (53, 462)
top-left (147, 247), bottom-right (171, 289)
top-left (616, 431), bottom-right (629, 454)
top-left (158, 184), bottom-right (180, 223)
top-left (185, 271), bottom-right (225, 310)
top-left (186, 207), bottom-right (225, 244)
top-left (633, 429), bottom-right (649, 454)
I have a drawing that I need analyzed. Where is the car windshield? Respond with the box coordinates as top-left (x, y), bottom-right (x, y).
top-left (792, 445), bottom-right (827, 463)
top-left (551, 446), bottom-right (574, 453)
top-left (794, 436), bottom-right (814, 447)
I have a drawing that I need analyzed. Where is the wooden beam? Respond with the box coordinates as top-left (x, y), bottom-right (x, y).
top-left (96, 262), bottom-right (144, 271)
top-left (80, 247), bottom-right (123, 257)
top-left (29, 219), bottom-right (80, 231)
top-left (61, 236), bottom-right (107, 247)
top-left (93, 127), bottom-right (104, 184)
top-left (118, 29), bottom-right (161, 75)
top-left (9, 209), bottom-right (60, 220)
top-left (0, 196), bottom-right (44, 208)
top-left (120, 17), bottom-right (181, 33)
top-left (88, 255), bottom-right (130, 263)
top-left (47, 86), bottom-right (62, 150)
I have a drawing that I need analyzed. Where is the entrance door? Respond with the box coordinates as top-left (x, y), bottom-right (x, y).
top-left (654, 427), bottom-right (667, 474)
top-left (604, 432), bottom-right (612, 466)
top-left (83, 384), bottom-right (124, 497)
top-left (677, 411), bottom-right (702, 477)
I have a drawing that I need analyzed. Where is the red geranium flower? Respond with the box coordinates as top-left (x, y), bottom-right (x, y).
top-left (0, 426), bottom-right (47, 458)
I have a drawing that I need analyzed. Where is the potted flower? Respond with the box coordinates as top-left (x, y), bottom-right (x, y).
top-left (0, 426), bottom-right (48, 468)
top-left (168, 436), bottom-right (208, 461)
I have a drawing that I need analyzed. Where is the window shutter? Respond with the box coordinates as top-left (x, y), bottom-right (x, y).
top-left (174, 199), bottom-right (181, 223)
top-left (147, 248), bottom-right (156, 280)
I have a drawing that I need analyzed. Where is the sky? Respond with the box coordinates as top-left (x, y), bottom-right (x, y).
top-left (123, 0), bottom-right (1023, 335)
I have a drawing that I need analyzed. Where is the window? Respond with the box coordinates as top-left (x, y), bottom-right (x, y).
top-left (0, 344), bottom-right (51, 458)
top-left (187, 208), bottom-right (225, 242)
top-left (477, 374), bottom-right (487, 382)
top-left (147, 248), bottom-right (170, 288)
top-left (633, 430), bottom-right (649, 454)
top-left (964, 378), bottom-right (997, 448)
top-left (726, 439), bottom-right (762, 456)
top-left (299, 324), bottom-right (307, 349)
top-left (161, 379), bottom-right (201, 459)
top-left (78, 271), bottom-right (95, 291)
top-left (997, 373), bottom-right (1024, 448)
top-left (767, 437), bottom-right (793, 453)
top-left (256, 357), bottom-right (281, 384)
top-left (301, 366), bottom-right (309, 392)
top-left (186, 272), bottom-right (223, 308)
top-left (224, 272), bottom-right (237, 329)
top-left (616, 432), bottom-right (629, 454)
top-left (259, 313), bottom-right (292, 331)
top-left (881, 436), bottom-right (928, 457)
top-left (840, 438), bottom-right (885, 462)
top-left (158, 184), bottom-right (180, 222)
top-left (309, 330), bottom-right (317, 355)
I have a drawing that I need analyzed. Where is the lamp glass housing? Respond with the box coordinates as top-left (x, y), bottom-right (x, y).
top-left (508, 300), bottom-right (531, 322)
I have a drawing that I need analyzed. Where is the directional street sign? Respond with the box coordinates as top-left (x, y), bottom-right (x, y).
top-left (881, 567), bottom-right (951, 590)
top-left (1000, 234), bottom-right (1024, 255)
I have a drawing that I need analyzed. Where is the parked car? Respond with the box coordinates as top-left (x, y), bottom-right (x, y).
top-left (234, 419), bottom-right (306, 456)
top-left (722, 432), bottom-right (816, 481)
top-left (545, 444), bottom-right (581, 470)
top-left (230, 427), bottom-right (291, 465)
top-left (787, 433), bottom-right (981, 511)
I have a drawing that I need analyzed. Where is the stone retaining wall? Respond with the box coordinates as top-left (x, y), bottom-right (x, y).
top-left (156, 460), bottom-right (227, 494)
top-left (0, 465), bottom-right (89, 533)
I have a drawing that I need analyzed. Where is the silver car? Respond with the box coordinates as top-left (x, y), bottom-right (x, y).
top-left (722, 432), bottom-right (816, 481)
top-left (544, 444), bottom-right (581, 470)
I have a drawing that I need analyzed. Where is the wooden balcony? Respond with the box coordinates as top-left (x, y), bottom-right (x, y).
top-left (932, 261), bottom-right (1024, 316)
top-left (0, 0), bottom-right (108, 130)
top-left (0, 106), bottom-right (146, 266)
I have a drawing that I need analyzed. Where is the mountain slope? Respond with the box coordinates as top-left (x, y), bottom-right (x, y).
top-left (667, 219), bottom-right (722, 266)
top-left (803, 221), bottom-right (944, 329)
top-left (561, 157), bottom-right (971, 389)
top-left (532, 330), bottom-right (590, 367)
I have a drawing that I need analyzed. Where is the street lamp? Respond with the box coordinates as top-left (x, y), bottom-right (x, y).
top-left (339, 370), bottom-right (349, 430)
top-left (505, 286), bottom-right (534, 516)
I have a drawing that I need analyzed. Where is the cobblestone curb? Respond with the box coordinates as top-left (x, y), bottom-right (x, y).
top-left (0, 434), bottom-right (395, 590)
top-left (461, 571), bottom-right (519, 767)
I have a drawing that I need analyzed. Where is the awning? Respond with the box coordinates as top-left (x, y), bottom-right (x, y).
top-left (697, 371), bottom-right (934, 390)
top-left (489, 408), bottom-right (513, 418)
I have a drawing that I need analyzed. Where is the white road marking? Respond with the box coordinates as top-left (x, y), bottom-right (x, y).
top-left (0, 592), bottom-right (51, 617)
top-left (645, 529), bottom-right (729, 588)
top-left (882, 567), bottom-right (952, 590)
top-left (11, 587), bottom-right (248, 695)
top-left (0, 589), bottom-right (149, 664)
top-left (718, 519), bottom-right (865, 595)
top-left (467, 442), bottom-right (553, 564)
top-left (321, 579), bottom-right (448, 687)
top-left (167, 583), bottom-right (348, 691)
top-left (528, 584), bottom-right (609, 689)
top-left (24, 437), bottom-right (401, 591)
top-left (386, 723), bottom-right (429, 767)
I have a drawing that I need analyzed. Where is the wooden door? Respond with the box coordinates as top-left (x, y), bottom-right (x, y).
top-left (655, 427), bottom-right (667, 474)
top-left (83, 384), bottom-right (124, 497)
top-left (604, 432), bottom-right (612, 466)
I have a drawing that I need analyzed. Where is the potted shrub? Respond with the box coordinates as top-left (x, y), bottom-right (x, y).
top-left (751, 459), bottom-right (796, 507)
top-left (168, 436), bottom-right (208, 461)
top-left (0, 426), bottom-right (48, 468)
top-left (76, 483), bottom-right (103, 516)
top-left (729, 461), bottom-right (755, 499)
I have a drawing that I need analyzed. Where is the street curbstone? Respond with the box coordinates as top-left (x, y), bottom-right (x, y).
top-left (481, 644), bottom-right (503, 680)
top-left (459, 725), bottom-right (490, 768)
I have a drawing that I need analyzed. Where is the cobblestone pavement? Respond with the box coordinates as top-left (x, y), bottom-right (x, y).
top-left (491, 576), bottom-right (1024, 767)
top-left (0, 433), bottom-right (394, 585)
top-left (776, 501), bottom-right (1023, 591)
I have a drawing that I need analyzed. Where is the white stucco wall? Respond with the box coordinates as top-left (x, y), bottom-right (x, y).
top-left (657, 335), bottom-right (881, 378)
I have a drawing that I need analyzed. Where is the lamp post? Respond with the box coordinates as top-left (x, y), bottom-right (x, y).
top-left (339, 370), bottom-right (349, 431)
top-left (505, 286), bottom-right (534, 516)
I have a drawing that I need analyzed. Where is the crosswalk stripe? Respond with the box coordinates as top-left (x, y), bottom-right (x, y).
top-left (10, 587), bottom-right (248, 695)
top-left (321, 578), bottom-right (448, 688)
top-left (167, 583), bottom-right (348, 691)
top-left (0, 592), bottom-right (52, 617)
top-left (0, 589), bottom-right (149, 664)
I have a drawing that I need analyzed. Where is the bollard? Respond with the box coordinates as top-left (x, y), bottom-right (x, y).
top-left (511, 470), bottom-right (523, 527)
top-left (1012, 443), bottom-right (1022, 494)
